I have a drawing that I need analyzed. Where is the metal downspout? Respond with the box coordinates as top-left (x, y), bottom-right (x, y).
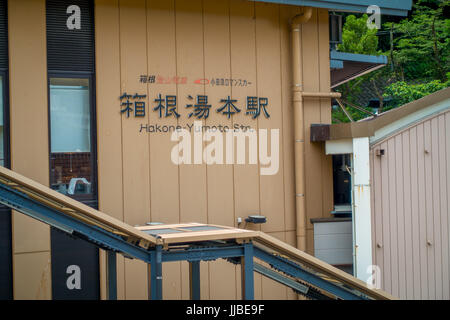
top-left (290, 7), bottom-right (313, 251)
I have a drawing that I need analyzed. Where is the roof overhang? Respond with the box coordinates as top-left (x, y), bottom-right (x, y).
top-left (330, 50), bottom-right (388, 88)
top-left (310, 87), bottom-right (450, 143)
top-left (253, 0), bottom-right (412, 16)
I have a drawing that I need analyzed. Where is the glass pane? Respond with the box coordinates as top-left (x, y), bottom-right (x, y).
top-left (50, 78), bottom-right (93, 197)
top-left (50, 78), bottom-right (90, 152)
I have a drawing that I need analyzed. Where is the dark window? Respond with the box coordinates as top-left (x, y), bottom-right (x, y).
top-left (46, 0), bottom-right (97, 207)
top-left (333, 154), bottom-right (352, 205)
top-left (47, 0), bottom-right (99, 300)
top-left (0, 0), bottom-right (12, 300)
top-left (332, 154), bottom-right (352, 217)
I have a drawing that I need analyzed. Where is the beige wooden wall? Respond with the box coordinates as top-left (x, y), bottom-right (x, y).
top-left (8, 0), bottom-right (51, 300)
top-left (6, 0), bottom-right (333, 299)
top-left (370, 109), bottom-right (450, 300)
top-left (96, 0), bottom-right (333, 300)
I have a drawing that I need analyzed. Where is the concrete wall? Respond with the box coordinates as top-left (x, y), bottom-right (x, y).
top-left (370, 109), bottom-right (450, 299)
top-left (8, 0), bottom-right (334, 299)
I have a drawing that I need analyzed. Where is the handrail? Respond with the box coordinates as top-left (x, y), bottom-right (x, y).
top-left (253, 232), bottom-right (395, 300)
top-left (0, 166), bottom-right (156, 248)
top-left (0, 165), bottom-right (394, 300)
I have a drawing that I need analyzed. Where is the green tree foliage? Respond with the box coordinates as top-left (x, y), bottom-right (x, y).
top-left (387, 0), bottom-right (449, 82)
top-left (383, 77), bottom-right (450, 109)
top-left (332, 0), bottom-right (450, 124)
top-left (333, 14), bottom-right (384, 123)
top-left (337, 14), bottom-right (379, 55)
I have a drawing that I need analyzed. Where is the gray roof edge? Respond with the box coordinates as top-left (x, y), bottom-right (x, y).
top-left (253, 0), bottom-right (412, 16)
top-left (330, 50), bottom-right (388, 65)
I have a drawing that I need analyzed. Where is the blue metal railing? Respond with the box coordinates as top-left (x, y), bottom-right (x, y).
top-left (0, 169), bottom-right (373, 300)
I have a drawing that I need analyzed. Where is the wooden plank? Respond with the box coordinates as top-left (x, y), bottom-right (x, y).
top-left (158, 228), bottom-right (258, 244)
top-left (317, 8), bottom-right (334, 221)
top-left (175, 0), bottom-right (207, 224)
top-left (318, 8), bottom-right (332, 124)
top-left (135, 222), bottom-right (203, 231)
top-left (119, 0), bottom-right (151, 227)
top-left (13, 252), bottom-right (51, 300)
top-left (302, 9), bottom-right (324, 231)
top-left (137, 223), bottom-right (251, 234)
top-left (117, 0), bottom-right (151, 297)
top-left (306, 228), bottom-right (314, 256)
top-left (162, 261), bottom-right (182, 300)
top-left (8, 0), bottom-right (50, 257)
top-left (255, 1), bottom-right (285, 234)
top-left (203, 0), bottom-right (234, 228)
top-left (95, 0), bottom-right (126, 300)
top-left (210, 259), bottom-right (237, 299)
top-left (124, 259), bottom-right (148, 300)
top-left (146, 0), bottom-right (180, 225)
top-left (8, 0), bottom-right (49, 186)
top-left (145, 19), bottom-right (183, 296)
top-left (229, 0), bottom-right (260, 233)
top-left (95, 0), bottom-right (124, 223)
top-left (175, 1), bottom-right (209, 298)
top-left (279, 5), bottom-right (300, 233)
top-left (180, 261), bottom-right (188, 299)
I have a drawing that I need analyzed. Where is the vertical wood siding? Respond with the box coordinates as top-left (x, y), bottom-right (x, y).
top-left (371, 109), bottom-right (450, 300)
top-left (8, 0), bottom-right (51, 300)
top-left (95, 0), bottom-right (333, 299)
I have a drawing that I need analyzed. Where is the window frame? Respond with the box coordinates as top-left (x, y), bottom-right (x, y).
top-left (47, 71), bottom-right (98, 208)
top-left (0, 68), bottom-right (10, 169)
top-left (0, 66), bottom-right (12, 300)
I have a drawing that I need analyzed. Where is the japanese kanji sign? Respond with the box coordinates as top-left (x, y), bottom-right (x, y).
top-left (120, 93), bottom-right (270, 120)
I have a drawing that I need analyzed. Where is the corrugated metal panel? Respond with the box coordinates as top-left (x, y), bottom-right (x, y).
top-left (46, 0), bottom-right (94, 72)
top-left (370, 109), bottom-right (450, 300)
top-left (313, 220), bottom-right (353, 265)
top-left (0, 0), bottom-right (7, 69)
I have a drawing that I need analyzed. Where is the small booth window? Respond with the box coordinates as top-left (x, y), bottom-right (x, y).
top-left (49, 77), bottom-right (94, 198)
top-left (331, 154), bottom-right (352, 216)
